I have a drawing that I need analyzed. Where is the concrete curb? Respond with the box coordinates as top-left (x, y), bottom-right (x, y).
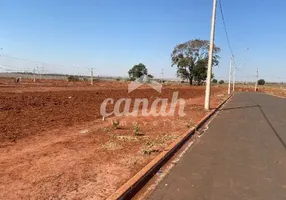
top-left (107, 94), bottom-right (233, 200)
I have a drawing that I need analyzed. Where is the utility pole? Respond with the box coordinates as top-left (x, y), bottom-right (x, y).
top-left (161, 68), bottom-right (164, 83)
top-left (90, 68), bottom-right (94, 86)
top-left (232, 66), bottom-right (236, 92)
top-left (33, 67), bottom-right (36, 82)
top-left (228, 56), bottom-right (233, 94)
top-left (36, 66), bottom-right (40, 81)
top-left (255, 67), bottom-right (258, 91)
top-left (204, 0), bottom-right (218, 110)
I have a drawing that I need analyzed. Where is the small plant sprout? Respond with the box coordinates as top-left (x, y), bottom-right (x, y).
top-left (187, 120), bottom-right (195, 129)
top-left (103, 127), bottom-right (111, 132)
top-left (133, 124), bottom-right (141, 136)
top-left (112, 120), bottom-right (120, 129)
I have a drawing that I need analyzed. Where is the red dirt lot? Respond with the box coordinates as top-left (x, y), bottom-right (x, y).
top-left (260, 86), bottom-right (286, 98)
top-left (0, 79), bottom-right (227, 200)
top-left (236, 84), bottom-right (286, 97)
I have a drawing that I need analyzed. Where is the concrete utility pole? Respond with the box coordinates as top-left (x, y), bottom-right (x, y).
top-left (232, 66), bottom-right (236, 92)
top-left (33, 67), bottom-right (36, 82)
top-left (228, 56), bottom-right (233, 94)
top-left (205, 0), bottom-right (218, 110)
top-left (255, 67), bottom-right (259, 91)
top-left (90, 68), bottom-right (94, 86)
top-left (161, 69), bottom-right (164, 83)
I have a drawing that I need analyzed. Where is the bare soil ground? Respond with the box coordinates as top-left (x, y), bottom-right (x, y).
top-left (261, 86), bottom-right (286, 97)
top-left (236, 84), bottom-right (286, 97)
top-left (0, 78), bottom-right (227, 200)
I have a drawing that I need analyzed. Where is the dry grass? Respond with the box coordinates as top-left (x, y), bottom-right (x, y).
top-left (101, 141), bottom-right (123, 151)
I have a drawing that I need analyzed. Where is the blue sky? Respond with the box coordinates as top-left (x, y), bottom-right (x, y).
top-left (1, 0), bottom-right (286, 81)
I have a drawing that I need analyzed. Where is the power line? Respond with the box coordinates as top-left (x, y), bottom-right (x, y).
top-left (0, 54), bottom-right (93, 76)
top-left (219, 0), bottom-right (234, 57)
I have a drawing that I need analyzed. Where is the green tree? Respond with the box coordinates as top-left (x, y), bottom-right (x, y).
top-left (193, 60), bottom-right (215, 85)
top-left (171, 39), bottom-right (220, 85)
top-left (128, 63), bottom-right (148, 81)
top-left (258, 79), bottom-right (265, 85)
top-left (218, 80), bottom-right (225, 84)
top-left (212, 79), bottom-right (218, 84)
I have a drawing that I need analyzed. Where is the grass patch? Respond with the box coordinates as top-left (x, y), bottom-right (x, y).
top-left (101, 141), bottom-right (122, 151)
top-left (141, 133), bottom-right (179, 155)
top-left (115, 135), bottom-right (138, 142)
top-left (103, 127), bottom-right (111, 132)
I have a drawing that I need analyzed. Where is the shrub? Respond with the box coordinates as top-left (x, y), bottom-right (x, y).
top-left (133, 124), bottom-right (140, 136)
top-left (67, 75), bottom-right (80, 82)
top-left (258, 79), bottom-right (265, 85)
top-left (218, 80), bottom-right (225, 84)
top-left (212, 79), bottom-right (218, 84)
top-left (112, 120), bottom-right (120, 129)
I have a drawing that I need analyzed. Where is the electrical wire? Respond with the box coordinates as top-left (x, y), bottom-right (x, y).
top-left (219, 0), bottom-right (234, 57)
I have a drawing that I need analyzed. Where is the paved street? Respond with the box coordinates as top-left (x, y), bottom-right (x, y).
top-left (148, 92), bottom-right (286, 200)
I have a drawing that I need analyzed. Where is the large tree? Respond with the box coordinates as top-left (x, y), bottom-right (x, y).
top-left (128, 63), bottom-right (148, 81)
top-left (171, 39), bottom-right (220, 85)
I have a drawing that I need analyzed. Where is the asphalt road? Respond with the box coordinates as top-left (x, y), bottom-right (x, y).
top-left (148, 92), bottom-right (286, 200)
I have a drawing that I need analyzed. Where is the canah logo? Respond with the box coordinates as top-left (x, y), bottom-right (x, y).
top-left (100, 75), bottom-right (186, 117)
